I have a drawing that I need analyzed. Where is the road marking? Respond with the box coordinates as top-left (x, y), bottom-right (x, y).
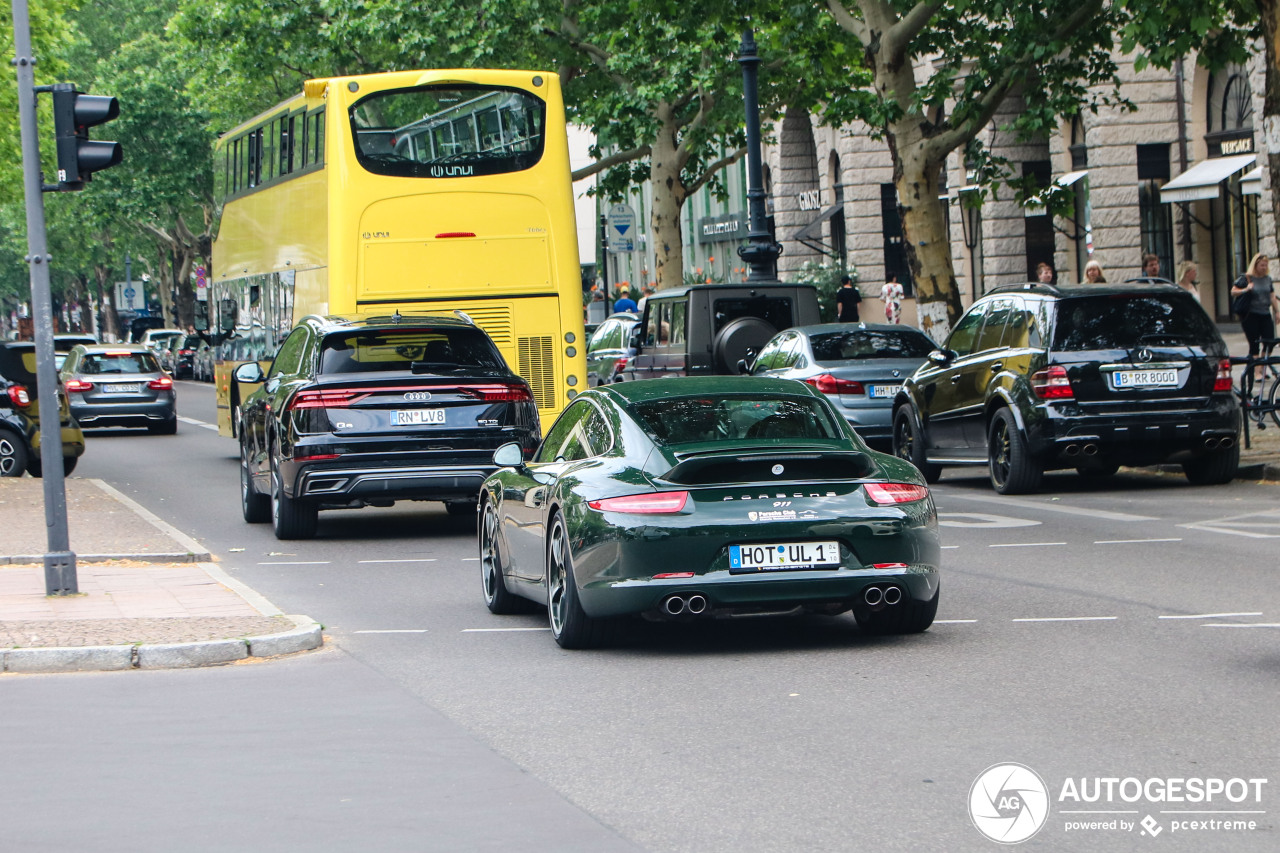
top-left (1181, 509), bottom-right (1280, 539)
top-left (1203, 623), bottom-right (1280, 628)
top-left (1012, 616), bottom-right (1117, 622)
top-left (357, 559), bottom-right (438, 564)
top-left (943, 492), bottom-right (1158, 522)
top-left (461, 557), bottom-right (480, 561)
top-left (941, 545), bottom-right (960, 550)
top-left (1095, 538), bottom-right (1182, 544)
top-left (988, 542), bottom-right (1067, 548)
top-left (1158, 612), bottom-right (1262, 620)
top-left (353, 629), bottom-right (428, 634)
top-left (933, 619), bottom-right (977, 624)
top-left (257, 561), bottom-right (331, 565)
top-left (176, 415), bottom-right (219, 432)
top-left (938, 512), bottom-right (1041, 529)
top-left (462, 627), bottom-right (552, 632)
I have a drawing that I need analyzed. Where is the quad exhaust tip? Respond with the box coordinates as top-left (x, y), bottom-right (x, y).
top-left (661, 593), bottom-right (709, 617)
top-left (863, 585), bottom-right (903, 607)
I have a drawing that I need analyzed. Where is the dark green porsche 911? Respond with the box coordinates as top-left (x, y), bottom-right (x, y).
top-left (477, 376), bottom-right (941, 648)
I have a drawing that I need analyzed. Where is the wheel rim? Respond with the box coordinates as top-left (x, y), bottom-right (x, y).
top-left (547, 522), bottom-right (568, 636)
top-left (990, 420), bottom-right (1011, 487)
top-left (0, 438), bottom-right (17, 475)
top-left (894, 416), bottom-right (913, 464)
top-left (480, 505), bottom-right (499, 602)
top-left (271, 467), bottom-right (281, 526)
top-left (240, 446), bottom-right (252, 509)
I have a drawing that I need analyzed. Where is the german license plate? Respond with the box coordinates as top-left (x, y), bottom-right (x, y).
top-left (868, 384), bottom-right (899, 398)
top-left (1113, 369), bottom-right (1178, 389)
top-left (390, 408), bottom-right (446, 426)
top-left (729, 541), bottom-right (841, 572)
top-left (102, 383), bottom-right (139, 394)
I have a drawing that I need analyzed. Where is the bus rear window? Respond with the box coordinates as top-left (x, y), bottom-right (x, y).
top-left (319, 328), bottom-right (506, 374)
top-left (350, 85), bottom-right (545, 178)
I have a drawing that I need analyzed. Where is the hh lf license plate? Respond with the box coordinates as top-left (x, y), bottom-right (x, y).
top-left (1113, 369), bottom-right (1178, 389)
top-left (390, 408), bottom-right (446, 426)
top-left (102, 383), bottom-right (139, 394)
top-left (868, 384), bottom-right (900, 399)
top-left (729, 541), bottom-right (841, 572)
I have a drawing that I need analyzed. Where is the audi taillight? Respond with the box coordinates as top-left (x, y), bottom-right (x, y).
top-left (1213, 358), bottom-right (1233, 393)
top-left (179, 349), bottom-right (194, 356)
top-left (287, 389), bottom-right (365, 410)
top-left (804, 374), bottom-right (865, 395)
top-left (464, 384), bottom-right (533, 402)
top-left (64, 379), bottom-right (93, 393)
top-left (1031, 365), bottom-right (1073, 399)
top-left (864, 482), bottom-right (930, 504)
top-left (148, 376), bottom-right (173, 390)
top-left (588, 491), bottom-right (689, 513)
top-left (7, 385), bottom-right (31, 407)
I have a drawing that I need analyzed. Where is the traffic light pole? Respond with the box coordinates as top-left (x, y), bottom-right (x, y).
top-left (11, 0), bottom-right (78, 594)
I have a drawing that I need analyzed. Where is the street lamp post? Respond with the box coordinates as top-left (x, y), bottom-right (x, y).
top-left (736, 28), bottom-right (782, 283)
top-left (958, 188), bottom-right (982, 299)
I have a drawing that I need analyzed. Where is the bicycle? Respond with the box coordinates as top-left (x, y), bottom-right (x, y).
top-left (1230, 336), bottom-right (1280, 447)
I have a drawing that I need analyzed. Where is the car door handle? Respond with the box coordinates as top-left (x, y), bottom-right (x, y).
top-left (950, 374), bottom-right (961, 383)
top-left (990, 362), bottom-right (1003, 371)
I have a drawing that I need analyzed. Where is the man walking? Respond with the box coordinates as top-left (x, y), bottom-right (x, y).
top-left (836, 275), bottom-right (862, 322)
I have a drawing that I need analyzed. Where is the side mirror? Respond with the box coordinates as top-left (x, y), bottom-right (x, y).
top-left (927, 349), bottom-right (953, 367)
top-left (219, 298), bottom-right (239, 333)
top-left (493, 442), bottom-right (525, 469)
top-left (192, 301), bottom-right (210, 332)
top-left (233, 361), bottom-right (265, 384)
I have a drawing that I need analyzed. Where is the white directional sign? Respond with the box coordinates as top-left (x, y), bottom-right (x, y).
top-left (607, 203), bottom-right (636, 253)
top-left (115, 281), bottom-right (145, 311)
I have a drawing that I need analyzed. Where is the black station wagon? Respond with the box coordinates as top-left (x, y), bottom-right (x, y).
top-left (892, 282), bottom-right (1239, 493)
top-left (236, 313), bottom-right (540, 539)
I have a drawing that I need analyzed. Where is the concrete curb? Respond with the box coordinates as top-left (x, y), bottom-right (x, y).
top-left (0, 553), bottom-right (206, 565)
top-left (0, 615), bottom-right (323, 674)
top-left (89, 479), bottom-right (214, 561)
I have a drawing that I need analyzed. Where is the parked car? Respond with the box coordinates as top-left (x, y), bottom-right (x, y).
top-left (169, 334), bottom-right (207, 380)
top-left (138, 328), bottom-right (185, 372)
top-left (1, 342), bottom-right (85, 476)
top-left (192, 337), bottom-right (216, 382)
top-left (891, 281), bottom-right (1239, 493)
top-left (585, 312), bottom-right (640, 386)
top-left (742, 323), bottom-right (936, 447)
top-left (236, 313), bottom-right (541, 540)
top-left (477, 376), bottom-right (940, 649)
top-left (620, 283), bottom-right (822, 380)
top-left (54, 334), bottom-right (98, 371)
top-left (60, 345), bottom-right (177, 434)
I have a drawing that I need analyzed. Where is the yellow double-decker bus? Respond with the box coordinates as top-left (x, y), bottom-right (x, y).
top-left (205, 68), bottom-right (586, 437)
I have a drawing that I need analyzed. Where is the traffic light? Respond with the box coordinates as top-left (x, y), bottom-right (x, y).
top-left (51, 83), bottom-right (122, 189)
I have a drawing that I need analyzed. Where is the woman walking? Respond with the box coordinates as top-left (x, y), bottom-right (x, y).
top-left (1174, 260), bottom-right (1201, 303)
top-left (1231, 253), bottom-right (1280, 385)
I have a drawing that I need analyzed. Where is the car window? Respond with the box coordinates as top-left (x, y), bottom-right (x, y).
top-left (588, 319), bottom-right (618, 351)
top-left (776, 333), bottom-right (803, 369)
top-left (269, 327), bottom-right (310, 379)
top-left (558, 404), bottom-right (612, 461)
top-left (808, 329), bottom-right (935, 362)
top-left (318, 327), bottom-right (505, 374)
top-left (628, 395), bottom-right (839, 445)
top-left (1002, 298), bottom-right (1035, 349)
top-left (975, 298), bottom-right (1012, 353)
top-left (78, 351), bottom-right (161, 375)
top-left (669, 301), bottom-right (687, 345)
top-left (536, 400), bottom-right (590, 462)
top-left (1052, 293), bottom-right (1217, 350)
top-left (752, 335), bottom-right (787, 371)
top-left (946, 302), bottom-right (988, 356)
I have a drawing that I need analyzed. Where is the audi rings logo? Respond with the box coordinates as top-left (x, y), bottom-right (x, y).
top-left (969, 763), bottom-right (1050, 844)
top-left (404, 391), bottom-right (432, 402)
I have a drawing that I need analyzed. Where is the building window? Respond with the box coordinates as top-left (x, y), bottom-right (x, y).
top-left (880, 184), bottom-right (913, 296)
top-left (828, 152), bottom-right (846, 268)
top-left (1138, 143), bottom-right (1173, 279)
top-left (1022, 161), bottom-right (1054, 281)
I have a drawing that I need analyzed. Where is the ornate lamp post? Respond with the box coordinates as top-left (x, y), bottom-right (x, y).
top-left (736, 29), bottom-right (782, 283)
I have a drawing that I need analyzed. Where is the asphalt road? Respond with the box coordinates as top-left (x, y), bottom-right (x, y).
top-left (4, 379), bottom-right (1277, 852)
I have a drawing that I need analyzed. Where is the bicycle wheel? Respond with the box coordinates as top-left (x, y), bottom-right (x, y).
top-left (1267, 372), bottom-right (1280, 429)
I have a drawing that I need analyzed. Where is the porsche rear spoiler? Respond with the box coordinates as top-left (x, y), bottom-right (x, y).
top-left (657, 448), bottom-right (874, 486)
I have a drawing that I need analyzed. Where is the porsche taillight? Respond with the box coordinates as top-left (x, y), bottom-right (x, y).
top-left (864, 482), bottom-right (930, 505)
top-left (588, 491), bottom-right (689, 513)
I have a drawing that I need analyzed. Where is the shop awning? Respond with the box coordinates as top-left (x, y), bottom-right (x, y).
top-left (791, 204), bottom-right (842, 242)
top-left (1159, 154), bottom-right (1256, 203)
top-left (1241, 165), bottom-right (1263, 196)
top-left (1057, 169), bottom-right (1089, 187)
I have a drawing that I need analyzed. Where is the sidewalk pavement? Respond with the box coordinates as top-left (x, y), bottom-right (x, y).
top-left (1217, 327), bottom-right (1280, 480)
top-left (1, 478), bottom-right (321, 674)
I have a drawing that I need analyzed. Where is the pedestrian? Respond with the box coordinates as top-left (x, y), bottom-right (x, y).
top-left (1081, 260), bottom-right (1106, 284)
top-left (1036, 262), bottom-right (1054, 284)
top-left (1174, 260), bottom-right (1201, 304)
top-left (1231, 253), bottom-right (1280, 385)
top-left (880, 275), bottom-right (904, 324)
top-left (613, 284), bottom-right (637, 314)
top-left (836, 274), bottom-right (862, 322)
top-left (587, 287), bottom-right (607, 324)
top-left (1141, 252), bottom-right (1161, 280)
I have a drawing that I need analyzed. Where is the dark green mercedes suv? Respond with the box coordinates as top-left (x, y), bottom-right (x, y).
top-left (891, 282), bottom-right (1239, 493)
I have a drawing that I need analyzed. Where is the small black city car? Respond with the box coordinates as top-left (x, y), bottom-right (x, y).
top-left (892, 282), bottom-right (1240, 493)
top-left (1, 342), bottom-right (86, 477)
top-left (237, 313), bottom-right (540, 539)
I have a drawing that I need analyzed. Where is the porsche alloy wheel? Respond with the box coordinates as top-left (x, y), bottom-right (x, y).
top-left (481, 501), bottom-right (532, 614)
top-left (546, 515), bottom-right (607, 649)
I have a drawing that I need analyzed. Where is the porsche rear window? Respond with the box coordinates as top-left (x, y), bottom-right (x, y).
top-left (319, 328), bottom-right (505, 374)
top-left (629, 395), bottom-right (839, 445)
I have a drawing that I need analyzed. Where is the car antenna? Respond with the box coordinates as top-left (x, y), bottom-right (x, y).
top-left (392, 309), bottom-right (403, 324)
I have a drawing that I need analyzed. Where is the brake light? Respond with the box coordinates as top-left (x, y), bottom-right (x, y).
top-left (864, 482), bottom-right (929, 504)
top-left (7, 385), bottom-right (31, 407)
top-left (804, 374), bottom-right (865, 395)
top-left (614, 356), bottom-right (628, 372)
top-left (1031, 365), bottom-right (1073, 399)
top-left (1214, 358), bottom-right (1233, 393)
top-left (588, 491), bottom-right (689, 513)
top-left (463, 384), bottom-right (533, 402)
top-left (148, 376), bottom-right (173, 390)
top-left (64, 379), bottom-right (93, 393)
top-left (654, 572), bottom-right (695, 579)
top-left (294, 453), bottom-right (341, 462)
top-left (179, 349), bottom-right (194, 356)
top-left (287, 389), bottom-right (367, 410)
